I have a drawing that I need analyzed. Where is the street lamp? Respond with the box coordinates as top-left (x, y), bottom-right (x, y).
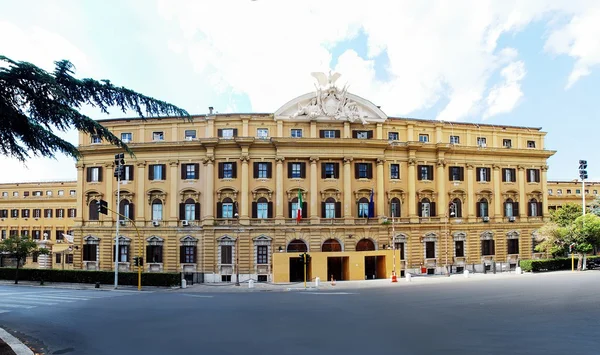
top-left (234, 212), bottom-right (241, 286)
top-left (445, 203), bottom-right (455, 277)
top-left (579, 160), bottom-right (588, 215)
top-left (113, 153), bottom-right (125, 289)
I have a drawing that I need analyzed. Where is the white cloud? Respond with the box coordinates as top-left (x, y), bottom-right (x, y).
top-left (157, 0), bottom-right (600, 122)
top-left (484, 61), bottom-right (526, 119)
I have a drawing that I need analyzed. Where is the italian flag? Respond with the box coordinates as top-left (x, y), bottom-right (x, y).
top-left (296, 189), bottom-right (303, 222)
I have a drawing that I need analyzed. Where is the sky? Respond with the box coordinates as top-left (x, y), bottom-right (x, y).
top-left (1, 0), bottom-right (599, 183)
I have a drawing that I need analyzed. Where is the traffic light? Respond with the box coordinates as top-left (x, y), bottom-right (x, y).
top-left (96, 199), bottom-right (108, 215)
top-left (133, 256), bottom-right (144, 267)
top-left (305, 254), bottom-right (311, 263)
top-left (579, 160), bottom-right (588, 180)
top-left (114, 153), bottom-right (126, 180)
top-left (114, 153), bottom-right (125, 166)
top-left (299, 253), bottom-right (305, 263)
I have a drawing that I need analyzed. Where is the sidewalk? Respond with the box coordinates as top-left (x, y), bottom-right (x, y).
top-left (0, 280), bottom-right (173, 292)
top-left (0, 328), bottom-right (32, 355)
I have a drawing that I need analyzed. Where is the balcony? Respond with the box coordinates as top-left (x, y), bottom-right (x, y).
top-left (419, 217), bottom-right (442, 223)
top-left (354, 218), bottom-right (381, 225)
top-left (249, 218), bottom-right (276, 225)
top-left (284, 219), bottom-right (310, 225)
top-left (319, 218), bottom-right (345, 225)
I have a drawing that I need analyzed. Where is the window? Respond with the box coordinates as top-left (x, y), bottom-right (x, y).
top-left (390, 198), bottom-right (401, 218)
top-left (353, 130), bottom-right (373, 139)
top-left (184, 130), bottom-right (196, 140)
top-left (567, 189), bottom-right (572, 194)
top-left (33, 209), bottom-right (41, 218)
top-left (418, 134), bottom-right (429, 142)
top-left (181, 163), bottom-right (199, 180)
top-left (322, 163), bottom-right (338, 179)
top-left (1, 192), bottom-right (6, 197)
top-left (254, 162), bottom-right (272, 179)
top-left (455, 241), bottom-right (465, 257)
top-left (221, 245), bottom-right (233, 264)
top-left (58, 190), bottom-right (64, 196)
top-left (46, 190), bottom-right (52, 196)
top-left (219, 162), bottom-right (236, 179)
top-left (288, 162), bottom-right (306, 179)
top-left (68, 208), bottom-right (76, 218)
top-left (83, 244), bottom-right (97, 261)
top-left (0, 210), bottom-right (6, 218)
top-left (116, 245), bottom-right (129, 263)
top-left (482, 240), bottom-right (495, 256)
top-left (449, 198), bottom-right (462, 218)
top-left (355, 163), bottom-right (373, 179)
top-left (23, 191), bottom-right (28, 197)
top-left (257, 128), bottom-right (269, 138)
top-left (149, 164), bottom-right (166, 181)
top-left (44, 209), bottom-right (53, 218)
top-left (56, 209), bottom-right (64, 218)
top-left (477, 137), bottom-right (487, 147)
top-left (181, 246), bottom-right (196, 264)
top-left (503, 139), bottom-right (512, 148)
top-left (33, 191), bottom-right (42, 196)
top-left (218, 198), bottom-right (235, 219)
top-left (557, 189), bottom-right (562, 196)
top-left (10, 209), bottom-right (18, 218)
top-left (390, 164), bottom-right (400, 180)
top-left (86, 167), bottom-right (102, 182)
top-left (449, 167), bottom-right (464, 181)
top-left (595, 190), bottom-right (598, 195)
top-left (121, 132), bottom-right (132, 142)
top-left (291, 129), bottom-right (303, 138)
top-left (507, 239), bottom-right (519, 254)
top-left (291, 198), bottom-right (300, 219)
top-left (548, 189), bottom-right (553, 196)
top-left (418, 165), bottom-right (433, 180)
top-left (91, 135), bottom-right (101, 144)
top-left (477, 199), bottom-right (489, 218)
top-left (450, 135), bottom-right (460, 144)
top-left (527, 169), bottom-right (540, 183)
top-left (70, 190), bottom-right (76, 196)
top-left (89, 200), bottom-right (99, 221)
top-left (476, 167), bottom-right (491, 182)
top-left (121, 165), bottom-right (134, 181)
top-left (527, 140), bottom-right (536, 148)
top-left (184, 198), bottom-right (196, 220)
top-left (358, 198), bottom-right (369, 218)
top-left (576, 189), bottom-right (581, 194)
top-left (504, 199), bottom-right (518, 217)
top-left (13, 191), bottom-right (19, 197)
top-left (253, 198), bottom-right (271, 219)
top-left (585, 189), bottom-right (589, 194)
top-left (528, 199), bottom-right (541, 217)
top-left (152, 199), bottom-right (163, 220)
top-left (257, 245), bottom-right (268, 264)
top-left (388, 132), bottom-right (399, 141)
top-left (319, 130), bottom-right (340, 138)
top-left (420, 198), bottom-right (433, 217)
top-left (218, 128), bottom-right (237, 138)
top-left (324, 198), bottom-right (337, 219)
top-left (425, 241), bottom-right (436, 258)
top-left (146, 245), bottom-right (163, 263)
top-left (119, 200), bottom-right (133, 220)
top-left (502, 168), bottom-right (516, 182)
top-left (153, 132), bottom-right (164, 141)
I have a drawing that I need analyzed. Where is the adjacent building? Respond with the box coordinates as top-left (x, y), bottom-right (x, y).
top-left (69, 73), bottom-right (556, 282)
top-left (547, 180), bottom-right (600, 210)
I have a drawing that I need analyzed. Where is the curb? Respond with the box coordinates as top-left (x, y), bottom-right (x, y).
top-left (0, 328), bottom-right (33, 355)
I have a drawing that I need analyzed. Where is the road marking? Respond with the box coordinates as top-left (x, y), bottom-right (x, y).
top-left (302, 292), bottom-right (357, 295)
top-left (13, 296), bottom-right (74, 303)
top-left (180, 294), bottom-right (214, 298)
top-left (0, 299), bottom-right (57, 306)
top-left (0, 304), bottom-right (35, 309)
top-left (0, 310), bottom-right (10, 314)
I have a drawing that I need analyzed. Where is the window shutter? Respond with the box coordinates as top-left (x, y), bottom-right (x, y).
top-left (457, 201), bottom-right (462, 218)
top-left (321, 163), bottom-right (326, 179)
top-left (129, 203), bottom-right (135, 219)
top-left (232, 128), bottom-right (238, 137)
top-left (335, 130), bottom-right (341, 138)
top-left (302, 202), bottom-right (307, 217)
top-left (231, 163), bottom-right (237, 178)
top-left (512, 169), bottom-right (516, 182)
top-left (86, 168), bottom-right (91, 182)
top-left (253, 162), bottom-right (259, 178)
top-left (180, 246), bottom-right (185, 263)
top-left (460, 167), bottom-right (464, 181)
top-left (319, 130), bottom-right (325, 138)
top-left (161, 164), bottom-right (166, 180)
top-left (367, 130), bottom-right (373, 139)
top-left (502, 169), bottom-right (506, 182)
top-left (431, 202), bottom-right (436, 217)
top-left (287, 163), bottom-right (292, 178)
top-left (355, 164), bottom-right (359, 179)
top-left (288, 202), bottom-right (293, 218)
top-left (149, 165), bottom-right (154, 180)
top-left (528, 202), bottom-right (533, 217)
top-left (536, 170), bottom-right (540, 183)
top-left (334, 163), bottom-right (339, 178)
top-left (538, 202), bottom-right (542, 216)
top-left (486, 168), bottom-right (491, 182)
top-left (233, 202), bottom-right (239, 217)
top-left (195, 203), bottom-right (200, 220)
top-left (367, 164), bottom-right (373, 179)
top-left (98, 167), bottom-right (103, 182)
top-left (428, 166), bottom-right (434, 180)
top-left (300, 163), bottom-right (306, 178)
top-left (83, 246), bottom-right (89, 261)
top-left (352, 131), bottom-right (358, 138)
top-left (418, 201), bottom-right (422, 217)
top-left (476, 202), bottom-right (481, 217)
top-left (449, 168), bottom-right (453, 181)
top-left (218, 163), bottom-right (224, 179)
top-left (146, 246), bottom-right (151, 261)
top-left (216, 202), bottom-right (222, 218)
top-left (321, 202), bottom-right (326, 218)
top-left (335, 201), bottom-right (342, 218)
top-left (218, 129), bottom-right (223, 137)
top-left (267, 163), bottom-right (272, 178)
top-left (267, 202), bottom-right (273, 218)
top-left (252, 202), bottom-right (257, 218)
top-left (194, 163), bottom-right (200, 179)
top-left (179, 203), bottom-right (185, 220)
top-left (417, 165), bottom-right (423, 181)
top-left (181, 165), bottom-right (186, 179)
top-left (129, 165), bottom-right (134, 181)
top-left (513, 201), bottom-right (519, 216)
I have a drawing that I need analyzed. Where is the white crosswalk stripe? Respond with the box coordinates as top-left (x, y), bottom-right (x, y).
top-left (0, 288), bottom-right (136, 315)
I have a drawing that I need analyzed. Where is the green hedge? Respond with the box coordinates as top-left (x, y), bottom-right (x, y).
top-left (0, 268), bottom-right (180, 287)
top-left (520, 255), bottom-right (600, 272)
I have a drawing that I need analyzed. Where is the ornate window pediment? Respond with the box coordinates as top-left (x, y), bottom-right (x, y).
top-left (527, 190), bottom-right (543, 201)
top-left (217, 235), bottom-right (235, 246)
top-left (417, 189), bottom-right (437, 202)
top-left (180, 235), bottom-right (198, 246)
top-left (480, 231), bottom-right (494, 240)
top-left (387, 189), bottom-right (406, 203)
top-left (286, 188), bottom-right (307, 202)
top-left (453, 232), bottom-right (467, 241)
top-left (393, 233), bottom-right (408, 243)
top-left (180, 189), bottom-right (200, 203)
top-left (448, 189), bottom-right (467, 202)
top-left (252, 187), bottom-right (273, 202)
top-left (114, 236), bottom-right (131, 245)
top-left (115, 189), bottom-right (134, 202)
top-left (476, 189), bottom-right (493, 202)
top-left (502, 190), bottom-right (519, 202)
top-left (217, 187), bottom-right (238, 202)
top-left (253, 235), bottom-right (272, 246)
top-left (147, 189), bottom-right (167, 205)
top-left (354, 189), bottom-right (373, 202)
top-left (83, 235), bottom-right (100, 244)
top-left (85, 190), bottom-right (103, 205)
top-left (320, 188), bottom-right (341, 201)
top-left (422, 232), bottom-right (438, 242)
top-left (147, 235), bottom-right (164, 246)
top-left (506, 230), bottom-right (520, 239)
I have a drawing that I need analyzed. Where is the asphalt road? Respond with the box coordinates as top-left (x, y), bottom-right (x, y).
top-left (1, 272), bottom-right (600, 355)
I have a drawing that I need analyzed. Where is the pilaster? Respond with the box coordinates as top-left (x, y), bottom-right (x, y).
top-left (203, 156), bottom-right (215, 224)
top-left (343, 157), bottom-right (353, 221)
top-left (518, 165), bottom-right (526, 219)
top-left (407, 154), bottom-right (417, 221)
top-left (169, 161), bottom-right (179, 221)
top-left (275, 156), bottom-right (285, 222)
top-left (135, 162), bottom-right (146, 221)
top-left (466, 164), bottom-right (475, 221)
top-left (493, 164), bottom-right (502, 222)
top-left (240, 154), bottom-right (250, 223)
top-left (376, 158), bottom-right (385, 219)
top-left (310, 156), bottom-right (319, 223)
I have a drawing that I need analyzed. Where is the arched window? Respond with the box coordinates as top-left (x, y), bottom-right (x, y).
top-left (287, 239), bottom-right (308, 252)
top-left (252, 197), bottom-right (271, 219)
top-left (356, 239), bottom-right (375, 251)
top-left (184, 198), bottom-right (196, 220)
top-left (390, 198), bottom-right (401, 218)
top-left (450, 198), bottom-right (462, 218)
top-left (119, 200), bottom-right (133, 220)
top-left (529, 198), bottom-right (541, 217)
top-left (218, 197), bottom-right (235, 219)
top-left (322, 239), bottom-right (342, 252)
top-left (89, 199), bottom-right (99, 221)
top-left (419, 198), bottom-right (435, 217)
top-left (152, 199), bottom-right (163, 221)
top-left (357, 197), bottom-right (369, 218)
top-left (477, 198), bottom-right (489, 218)
top-left (504, 198), bottom-right (516, 217)
top-left (323, 197), bottom-right (338, 219)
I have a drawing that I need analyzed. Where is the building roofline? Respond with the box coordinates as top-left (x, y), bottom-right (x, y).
top-left (387, 117), bottom-right (542, 131)
top-left (0, 180), bottom-right (77, 186)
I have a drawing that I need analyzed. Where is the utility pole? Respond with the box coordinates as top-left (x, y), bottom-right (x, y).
top-left (391, 215), bottom-right (398, 282)
top-left (579, 160), bottom-right (588, 215)
top-left (113, 153), bottom-right (125, 289)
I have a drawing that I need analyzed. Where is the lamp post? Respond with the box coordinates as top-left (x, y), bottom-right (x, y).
top-left (234, 211), bottom-right (241, 286)
top-left (113, 153), bottom-right (125, 289)
top-left (390, 216), bottom-right (398, 282)
top-left (445, 203), bottom-right (455, 277)
top-left (579, 160), bottom-right (588, 215)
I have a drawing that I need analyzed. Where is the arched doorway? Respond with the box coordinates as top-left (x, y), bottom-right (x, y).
top-left (356, 239), bottom-right (381, 280)
top-left (287, 239), bottom-right (308, 282)
top-left (322, 239), bottom-right (346, 281)
top-left (356, 239), bottom-right (375, 251)
top-left (322, 239), bottom-right (342, 252)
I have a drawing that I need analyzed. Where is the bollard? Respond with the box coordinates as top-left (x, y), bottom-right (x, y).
top-left (181, 279), bottom-right (187, 289)
top-left (406, 273), bottom-right (412, 282)
top-left (95, 282), bottom-right (100, 289)
top-left (464, 270), bottom-right (470, 278)
top-left (515, 266), bottom-right (522, 275)
top-left (315, 277), bottom-right (320, 288)
top-left (248, 279), bottom-right (254, 288)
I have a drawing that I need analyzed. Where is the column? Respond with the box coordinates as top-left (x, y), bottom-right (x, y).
top-left (242, 119), bottom-right (249, 137)
top-left (376, 123), bottom-right (383, 140)
top-left (407, 158), bottom-right (417, 220)
top-left (203, 157), bottom-right (215, 223)
top-left (343, 157), bottom-right (353, 220)
top-left (436, 158), bottom-right (446, 218)
top-left (493, 165), bottom-right (502, 222)
top-left (466, 164), bottom-right (475, 221)
top-left (435, 125), bottom-right (442, 143)
top-left (105, 163), bottom-right (114, 222)
top-left (136, 162), bottom-right (146, 221)
top-left (376, 158), bottom-right (385, 219)
top-left (240, 155), bottom-right (250, 222)
top-left (518, 165), bottom-right (526, 220)
top-left (75, 164), bottom-right (84, 224)
top-left (541, 165), bottom-right (549, 220)
top-left (276, 120), bottom-right (283, 137)
top-left (310, 121), bottom-right (317, 138)
top-left (407, 124), bottom-right (414, 141)
top-left (344, 122), bottom-right (350, 138)
top-left (310, 157), bottom-right (319, 223)
top-left (205, 116), bottom-right (215, 138)
top-left (275, 157), bottom-right (284, 221)
top-left (169, 161), bottom-right (179, 221)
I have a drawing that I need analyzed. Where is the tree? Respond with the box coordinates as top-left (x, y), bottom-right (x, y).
top-left (564, 214), bottom-right (600, 270)
top-left (534, 222), bottom-right (569, 257)
top-left (0, 235), bottom-right (49, 284)
top-left (550, 203), bottom-right (583, 227)
top-left (0, 56), bottom-right (189, 161)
